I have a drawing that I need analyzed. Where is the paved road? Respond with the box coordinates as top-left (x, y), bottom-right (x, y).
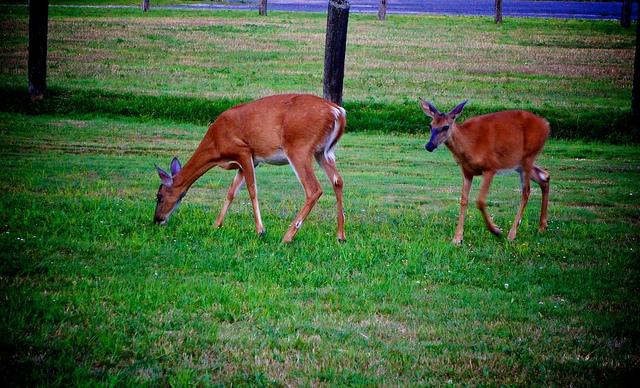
top-left (171, 0), bottom-right (637, 20)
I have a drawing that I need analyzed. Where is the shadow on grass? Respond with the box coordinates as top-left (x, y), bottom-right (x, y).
top-left (1, 86), bottom-right (637, 143)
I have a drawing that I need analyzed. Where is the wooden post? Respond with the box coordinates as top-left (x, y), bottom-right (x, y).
top-left (495, 0), bottom-right (503, 24)
top-left (259, 0), bottom-right (267, 16)
top-left (28, 0), bottom-right (48, 102)
top-left (621, 0), bottom-right (632, 28)
top-left (323, 0), bottom-right (350, 106)
top-left (378, 0), bottom-right (387, 21)
top-left (633, 3), bottom-right (639, 127)
top-left (142, 0), bottom-right (150, 12)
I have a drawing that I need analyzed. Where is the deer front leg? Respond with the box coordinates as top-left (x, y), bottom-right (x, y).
top-left (477, 170), bottom-right (501, 236)
top-left (239, 157), bottom-right (265, 236)
top-left (453, 173), bottom-right (473, 245)
top-left (214, 170), bottom-right (245, 228)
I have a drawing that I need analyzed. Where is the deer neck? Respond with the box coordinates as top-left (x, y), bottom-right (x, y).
top-left (444, 123), bottom-right (464, 155)
top-left (172, 141), bottom-right (221, 193)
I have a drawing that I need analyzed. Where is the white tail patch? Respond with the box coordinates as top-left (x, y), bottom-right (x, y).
top-left (324, 106), bottom-right (345, 162)
top-left (534, 166), bottom-right (549, 182)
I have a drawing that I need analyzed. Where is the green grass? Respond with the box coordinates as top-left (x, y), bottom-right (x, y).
top-left (0, 7), bottom-right (637, 140)
top-left (0, 5), bottom-right (639, 386)
top-left (1, 112), bottom-right (639, 385)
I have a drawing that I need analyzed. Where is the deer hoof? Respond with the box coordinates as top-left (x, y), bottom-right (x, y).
top-left (337, 237), bottom-right (346, 244)
top-left (452, 237), bottom-right (463, 246)
top-left (490, 227), bottom-right (502, 236)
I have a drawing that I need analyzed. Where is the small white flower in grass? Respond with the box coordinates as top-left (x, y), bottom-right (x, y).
top-left (504, 283), bottom-right (509, 289)
top-left (539, 301), bottom-right (544, 305)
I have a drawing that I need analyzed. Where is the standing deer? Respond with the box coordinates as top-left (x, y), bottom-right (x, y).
top-left (154, 94), bottom-right (346, 243)
top-left (419, 98), bottom-right (550, 244)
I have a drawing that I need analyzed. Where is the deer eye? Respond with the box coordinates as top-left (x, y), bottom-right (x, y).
top-left (442, 125), bottom-right (450, 131)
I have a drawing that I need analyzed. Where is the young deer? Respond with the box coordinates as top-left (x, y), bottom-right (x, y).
top-left (419, 98), bottom-right (550, 244)
top-left (154, 94), bottom-right (346, 243)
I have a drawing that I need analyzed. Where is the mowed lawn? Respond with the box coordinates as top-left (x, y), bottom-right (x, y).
top-left (1, 112), bottom-right (639, 385)
top-left (0, 7), bottom-right (635, 118)
top-left (0, 4), bottom-right (639, 386)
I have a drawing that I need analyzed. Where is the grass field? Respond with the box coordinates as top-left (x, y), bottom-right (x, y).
top-left (0, 6), bottom-right (637, 139)
top-left (1, 112), bottom-right (639, 385)
top-left (0, 4), bottom-right (639, 386)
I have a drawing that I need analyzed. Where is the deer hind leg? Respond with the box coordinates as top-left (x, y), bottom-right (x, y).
top-left (282, 154), bottom-right (323, 243)
top-left (453, 173), bottom-right (473, 245)
top-left (315, 153), bottom-right (345, 242)
top-left (477, 170), bottom-right (502, 236)
top-left (508, 164), bottom-right (532, 241)
top-left (531, 164), bottom-right (550, 232)
top-left (214, 170), bottom-right (245, 228)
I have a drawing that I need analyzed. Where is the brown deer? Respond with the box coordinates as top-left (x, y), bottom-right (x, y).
top-left (154, 94), bottom-right (346, 243)
top-left (419, 98), bottom-right (550, 244)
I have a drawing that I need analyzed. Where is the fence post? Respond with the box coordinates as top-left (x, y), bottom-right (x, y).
top-left (621, 0), bottom-right (632, 28)
top-left (633, 3), bottom-right (639, 127)
top-left (378, 0), bottom-right (387, 21)
top-left (323, 0), bottom-right (350, 106)
top-left (28, 0), bottom-right (48, 102)
top-left (495, 0), bottom-right (503, 24)
top-left (142, 0), bottom-right (150, 12)
top-left (259, 0), bottom-right (267, 16)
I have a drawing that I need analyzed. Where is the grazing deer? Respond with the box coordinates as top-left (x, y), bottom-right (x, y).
top-left (419, 98), bottom-right (550, 244)
top-left (154, 94), bottom-right (346, 243)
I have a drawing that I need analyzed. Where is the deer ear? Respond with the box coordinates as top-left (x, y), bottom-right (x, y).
top-left (156, 165), bottom-right (173, 187)
top-left (170, 157), bottom-right (182, 176)
top-left (419, 97), bottom-right (440, 118)
top-left (449, 100), bottom-right (468, 119)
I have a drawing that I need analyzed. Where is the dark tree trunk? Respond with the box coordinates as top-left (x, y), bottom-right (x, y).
top-left (495, 0), bottom-right (503, 24)
top-left (378, 0), bottom-right (387, 21)
top-left (142, 0), bottom-right (150, 12)
top-left (323, 0), bottom-right (350, 106)
top-left (633, 3), bottom-right (639, 127)
top-left (259, 0), bottom-right (267, 16)
top-left (28, 0), bottom-right (48, 102)
top-left (621, 0), bottom-right (632, 28)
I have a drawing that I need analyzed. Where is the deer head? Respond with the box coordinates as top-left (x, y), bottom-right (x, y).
top-left (419, 98), bottom-right (468, 152)
top-left (154, 157), bottom-right (184, 225)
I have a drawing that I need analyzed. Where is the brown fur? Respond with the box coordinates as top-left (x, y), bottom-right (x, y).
top-left (421, 101), bottom-right (550, 243)
top-left (155, 94), bottom-right (346, 243)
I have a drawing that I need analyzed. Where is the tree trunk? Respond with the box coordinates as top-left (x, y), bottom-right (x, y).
top-left (633, 3), bottom-right (639, 127)
top-left (495, 0), bottom-right (503, 24)
top-left (621, 0), bottom-right (632, 28)
top-left (28, 0), bottom-right (48, 102)
top-left (378, 0), bottom-right (387, 21)
top-left (259, 0), bottom-right (267, 16)
top-left (142, 0), bottom-right (150, 12)
top-left (323, 0), bottom-right (350, 106)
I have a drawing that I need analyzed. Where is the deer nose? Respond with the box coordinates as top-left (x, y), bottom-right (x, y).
top-left (425, 143), bottom-right (435, 152)
top-left (154, 216), bottom-right (167, 225)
